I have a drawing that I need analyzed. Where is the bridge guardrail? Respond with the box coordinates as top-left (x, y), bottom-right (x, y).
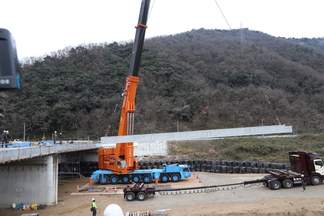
top-left (0, 142), bottom-right (100, 163)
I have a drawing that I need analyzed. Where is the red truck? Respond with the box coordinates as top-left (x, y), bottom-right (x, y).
top-left (264, 151), bottom-right (324, 190)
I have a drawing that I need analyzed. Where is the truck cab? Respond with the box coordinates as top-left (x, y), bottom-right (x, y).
top-left (264, 151), bottom-right (324, 190)
top-left (314, 159), bottom-right (324, 175)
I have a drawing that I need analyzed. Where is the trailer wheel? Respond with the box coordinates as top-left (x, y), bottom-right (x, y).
top-left (125, 192), bottom-right (136, 201)
top-left (270, 180), bottom-right (281, 190)
top-left (110, 175), bottom-right (119, 184)
top-left (171, 174), bottom-right (180, 182)
top-left (137, 192), bottom-right (147, 201)
top-left (282, 179), bottom-right (293, 189)
top-left (160, 174), bottom-right (169, 183)
top-left (311, 176), bottom-right (322, 185)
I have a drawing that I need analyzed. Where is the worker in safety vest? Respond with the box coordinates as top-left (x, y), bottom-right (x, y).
top-left (91, 198), bottom-right (97, 216)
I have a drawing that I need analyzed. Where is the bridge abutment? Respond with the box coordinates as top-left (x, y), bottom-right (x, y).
top-left (0, 154), bottom-right (58, 207)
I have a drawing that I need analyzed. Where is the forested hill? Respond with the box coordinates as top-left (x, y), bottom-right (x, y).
top-left (289, 37), bottom-right (324, 52)
top-left (4, 28), bottom-right (324, 140)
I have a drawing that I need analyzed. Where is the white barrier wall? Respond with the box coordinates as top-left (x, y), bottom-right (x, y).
top-left (0, 155), bottom-right (58, 207)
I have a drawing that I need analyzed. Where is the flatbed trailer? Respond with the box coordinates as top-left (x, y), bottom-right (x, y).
top-left (123, 151), bottom-right (324, 201)
top-left (123, 178), bottom-right (267, 201)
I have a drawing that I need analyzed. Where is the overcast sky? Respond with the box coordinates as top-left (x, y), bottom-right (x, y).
top-left (1, 0), bottom-right (323, 60)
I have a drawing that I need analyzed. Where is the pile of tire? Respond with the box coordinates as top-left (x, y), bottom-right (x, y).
top-left (138, 159), bottom-right (290, 174)
top-left (58, 162), bottom-right (98, 177)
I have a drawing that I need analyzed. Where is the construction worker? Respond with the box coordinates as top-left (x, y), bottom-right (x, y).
top-left (91, 198), bottom-right (97, 216)
top-left (53, 131), bottom-right (58, 144)
top-left (301, 174), bottom-right (306, 192)
top-left (59, 133), bottom-right (63, 144)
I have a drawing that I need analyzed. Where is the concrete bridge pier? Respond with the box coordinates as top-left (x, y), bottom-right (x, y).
top-left (0, 154), bottom-right (58, 207)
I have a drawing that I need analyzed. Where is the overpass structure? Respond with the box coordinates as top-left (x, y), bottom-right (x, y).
top-left (0, 125), bottom-right (293, 207)
top-left (0, 141), bottom-right (100, 208)
top-left (0, 141), bottom-right (100, 164)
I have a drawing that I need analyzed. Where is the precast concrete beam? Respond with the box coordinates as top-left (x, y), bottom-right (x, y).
top-left (101, 125), bottom-right (293, 144)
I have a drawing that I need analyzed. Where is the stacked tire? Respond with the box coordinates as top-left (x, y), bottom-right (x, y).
top-left (138, 159), bottom-right (289, 174)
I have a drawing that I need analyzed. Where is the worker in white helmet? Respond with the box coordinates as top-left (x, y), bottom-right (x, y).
top-left (90, 198), bottom-right (97, 216)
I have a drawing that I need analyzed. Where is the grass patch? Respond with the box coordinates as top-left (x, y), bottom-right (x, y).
top-left (168, 133), bottom-right (324, 162)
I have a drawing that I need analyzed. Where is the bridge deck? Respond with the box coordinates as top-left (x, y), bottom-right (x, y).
top-left (0, 141), bottom-right (100, 164)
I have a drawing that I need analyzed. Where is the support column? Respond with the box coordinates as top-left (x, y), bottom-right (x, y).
top-left (0, 154), bottom-right (58, 207)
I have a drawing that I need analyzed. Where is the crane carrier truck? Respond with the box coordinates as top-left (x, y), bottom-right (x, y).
top-left (89, 0), bottom-right (191, 185)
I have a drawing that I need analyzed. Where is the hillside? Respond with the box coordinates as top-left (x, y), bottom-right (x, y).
top-left (2, 28), bottom-right (324, 140)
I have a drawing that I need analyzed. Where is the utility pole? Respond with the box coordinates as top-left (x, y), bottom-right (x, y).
top-left (23, 122), bottom-right (26, 141)
top-left (240, 22), bottom-right (246, 52)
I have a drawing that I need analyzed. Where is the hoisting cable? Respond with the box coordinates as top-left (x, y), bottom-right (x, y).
top-left (105, 103), bottom-right (120, 136)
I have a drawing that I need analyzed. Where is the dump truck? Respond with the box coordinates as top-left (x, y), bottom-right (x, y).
top-left (264, 151), bottom-right (324, 190)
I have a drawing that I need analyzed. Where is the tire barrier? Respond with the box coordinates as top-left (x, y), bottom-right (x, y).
top-left (137, 159), bottom-right (290, 174)
top-left (58, 159), bottom-right (290, 177)
top-left (59, 161), bottom-right (99, 177)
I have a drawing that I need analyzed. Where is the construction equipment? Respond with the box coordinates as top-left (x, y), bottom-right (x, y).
top-left (263, 151), bottom-right (324, 190)
top-left (123, 151), bottom-right (324, 201)
top-left (89, 0), bottom-right (191, 185)
top-left (123, 178), bottom-right (267, 201)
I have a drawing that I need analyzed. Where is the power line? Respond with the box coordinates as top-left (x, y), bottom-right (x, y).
top-left (214, 0), bottom-right (232, 30)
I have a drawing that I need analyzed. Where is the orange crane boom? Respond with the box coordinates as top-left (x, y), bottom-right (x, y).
top-left (98, 0), bottom-right (151, 174)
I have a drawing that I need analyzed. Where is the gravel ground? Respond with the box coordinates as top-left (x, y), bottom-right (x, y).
top-left (1, 172), bottom-right (324, 216)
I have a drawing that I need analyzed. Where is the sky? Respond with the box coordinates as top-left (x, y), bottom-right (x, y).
top-left (1, 0), bottom-right (323, 60)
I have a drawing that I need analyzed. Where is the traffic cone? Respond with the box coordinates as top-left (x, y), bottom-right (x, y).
top-left (114, 187), bottom-right (117, 193)
top-left (76, 185), bottom-right (80, 191)
top-left (198, 178), bottom-right (202, 183)
top-left (105, 187), bottom-right (109, 192)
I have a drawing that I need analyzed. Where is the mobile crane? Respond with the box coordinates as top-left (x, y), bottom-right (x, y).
top-left (89, 0), bottom-right (191, 185)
